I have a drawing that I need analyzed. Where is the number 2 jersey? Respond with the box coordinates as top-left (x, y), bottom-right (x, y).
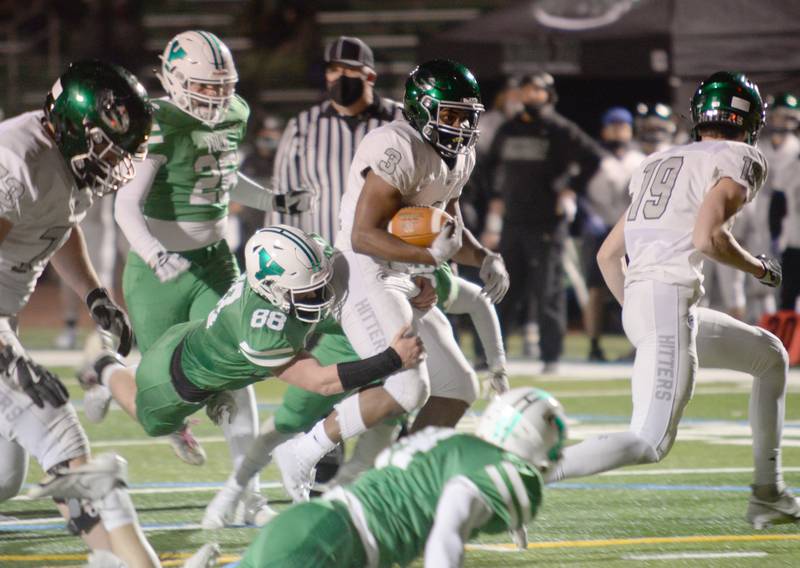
top-left (0, 111), bottom-right (93, 315)
top-left (138, 95), bottom-right (248, 251)
top-left (624, 140), bottom-right (767, 292)
top-left (330, 427), bottom-right (543, 567)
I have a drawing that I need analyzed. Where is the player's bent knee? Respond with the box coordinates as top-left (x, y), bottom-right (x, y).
top-left (384, 371), bottom-right (431, 413)
top-left (273, 409), bottom-right (312, 434)
top-left (754, 329), bottom-right (789, 377)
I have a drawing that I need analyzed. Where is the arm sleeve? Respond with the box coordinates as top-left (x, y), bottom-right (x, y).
top-left (423, 476), bottom-right (495, 568)
top-left (113, 156), bottom-right (164, 264)
top-left (465, 459), bottom-right (543, 532)
top-left (445, 277), bottom-right (506, 371)
top-left (710, 144), bottom-right (768, 203)
top-left (230, 171), bottom-right (275, 212)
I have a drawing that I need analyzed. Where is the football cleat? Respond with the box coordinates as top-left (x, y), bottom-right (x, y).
top-left (76, 351), bottom-right (123, 423)
top-left (168, 422), bottom-right (207, 466)
top-left (201, 478), bottom-right (244, 529)
top-left (746, 489), bottom-right (800, 529)
top-left (28, 453), bottom-right (127, 501)
top-left (273, 437), bottom-right (316, 503)
top-left (240, 491), bottom-right (278, 527)
top-left (182, 543), bottom-right (221, 568)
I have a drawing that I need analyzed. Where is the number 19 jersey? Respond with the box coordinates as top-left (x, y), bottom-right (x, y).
top-left (624, 140), bottom-right (767, 292)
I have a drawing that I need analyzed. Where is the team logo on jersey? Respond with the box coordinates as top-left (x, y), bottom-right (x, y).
top-left (97, 90), bottom-right (130, 134)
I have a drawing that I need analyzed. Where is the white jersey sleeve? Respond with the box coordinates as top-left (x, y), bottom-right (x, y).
top-left (708, 142), bottom-right (768, 203)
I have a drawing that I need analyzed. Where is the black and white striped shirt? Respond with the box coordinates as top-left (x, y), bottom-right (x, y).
top-left (271, 96), bottom-right (404, 242)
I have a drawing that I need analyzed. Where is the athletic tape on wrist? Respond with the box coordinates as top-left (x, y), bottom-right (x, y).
top-left (334, 394), bottom-right (367, 440)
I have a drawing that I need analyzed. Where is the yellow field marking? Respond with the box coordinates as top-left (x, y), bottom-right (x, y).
top-left (2, 534), bottom-right (799, 563)
top-left (465, 533), bottom-right (800, 551)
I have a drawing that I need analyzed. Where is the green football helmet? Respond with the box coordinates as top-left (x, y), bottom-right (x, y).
top-left (404, 59), bottom-right (484, 158)
top-left (690, 71), bottom-right (765, 146)
top-left (44, 60), bottom-right (153, 196)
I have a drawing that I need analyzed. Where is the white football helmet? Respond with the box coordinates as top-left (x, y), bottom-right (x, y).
top-left (476, 387), bottom-right (567, 472)
top-left (157, 30), bottom-right (238, 125)
top-left (244, 225), bottom-right (334, 323)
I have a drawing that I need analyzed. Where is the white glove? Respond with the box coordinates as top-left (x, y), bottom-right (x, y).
top-left (487, 368), bottom-right (510, 396)
top-left (148, 250), bottom-right (191, 283)
top-left (479, 252), bottom-right (510, 303)
top-left (426, 219), bottom-right (463, 265)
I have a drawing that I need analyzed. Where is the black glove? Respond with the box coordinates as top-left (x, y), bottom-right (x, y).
top-left (0, 346), bottom-right (69, 408)
top-left (86, 288), bottom-right (132, 356)
top-left (756, 254), bottom-right (782, 288)
top-left (273, 189), bottom-right (314, 215)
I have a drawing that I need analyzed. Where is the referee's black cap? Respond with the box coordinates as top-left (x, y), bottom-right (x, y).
top-left (324, 36), bottom-right (375, 72)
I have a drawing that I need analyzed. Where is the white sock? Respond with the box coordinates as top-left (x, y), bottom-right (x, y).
top-left (222, 387), bottom-right (260, 494)
top-left (96, 488), bottom-right (135, 531)
top-left (235, 417), bottom-right (293, 488)
top-left (334, 394), bottom-right (367, 440)
top-left (750, 359), bottom-right (787, 488)
top-left (295, 421), bottom-right (337, 465)
top-left (99, 363), bottom-right (125, 388)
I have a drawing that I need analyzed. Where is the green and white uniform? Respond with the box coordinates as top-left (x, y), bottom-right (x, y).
top-left (134, 274), bottom-right (328, 436)
top-left (273, 263), bottom-right (458, 434)
top-left (241, 428), bottom-right (543, 567)
top-left (116, 96), bottom-right (248, 352)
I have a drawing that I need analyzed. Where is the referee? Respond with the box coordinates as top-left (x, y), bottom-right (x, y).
top-left (271, 36), bottom-right (403, 242)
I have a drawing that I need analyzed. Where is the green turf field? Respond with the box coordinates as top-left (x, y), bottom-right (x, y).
top-left (2, 333), bottom-right (799, 567)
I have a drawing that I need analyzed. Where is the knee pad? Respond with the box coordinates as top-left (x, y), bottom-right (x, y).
top-left (383, 369), bottom-right (430, 413)
top-left (54, 497), bottom-right (102, 536)
top-left (756, 330), bottom-right (789, 376)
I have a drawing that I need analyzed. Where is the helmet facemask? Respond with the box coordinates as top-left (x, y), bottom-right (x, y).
top-left (290, 280), bottom-right (335, 323)
top-left (419, 96), bottom-right (483, 158)
top-left (70, 123), bottom-right (145, 196)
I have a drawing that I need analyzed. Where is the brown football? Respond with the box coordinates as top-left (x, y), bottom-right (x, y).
top-left (387, 206), bottom-right (454, 247)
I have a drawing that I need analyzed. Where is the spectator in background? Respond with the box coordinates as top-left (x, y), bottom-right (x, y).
top-left (482, 72), bottom-right (605, 373)
top-left (767, 94), bottom-right (800, 311)
top-left (582, 107), bottom-right (644, 360)
top-left (476, 76), bottom-right (522, 158)
top-left (634, 102), bottom-right (676, 155)
top-left (270, 36), bottom-right (403, 243)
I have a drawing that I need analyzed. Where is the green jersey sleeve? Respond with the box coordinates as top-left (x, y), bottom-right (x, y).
top-left (238, 311), bottom-right (297, 368)
top-left (465, 456), bottom-right (543, 532)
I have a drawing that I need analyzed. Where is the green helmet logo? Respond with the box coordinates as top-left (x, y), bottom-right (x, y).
top-left (403, 59), bottom-right (484, 158)
top-left (690, 71), bottom-right (765, 145)
top-left (44, 60), bottom-right (153, 196)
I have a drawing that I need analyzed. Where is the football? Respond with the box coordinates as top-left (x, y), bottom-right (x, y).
top-left (387, 206), bottom-right (454, 247)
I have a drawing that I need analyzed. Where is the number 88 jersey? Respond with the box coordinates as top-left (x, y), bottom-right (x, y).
top-left (623, 140), bottom-right (767, 292)
top-left (143, 96), bottom-right (248, 223)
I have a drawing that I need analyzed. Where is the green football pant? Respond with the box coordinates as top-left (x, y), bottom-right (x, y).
top-left (239, 499), bottom-right (367, 568)
top-left (122, 239), bottom-right (239, 353)
top-left (273, 332), bottom-right (358, 434)
top-left (134, 322), bottom-right (203, 437)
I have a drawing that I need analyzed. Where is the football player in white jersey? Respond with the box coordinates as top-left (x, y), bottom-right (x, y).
top-left (0, 61), bottom-right (168, 566)
top-left (546, 72), bottom-right (799, 529)
top-left (272, 59), bottom-right (510, 502)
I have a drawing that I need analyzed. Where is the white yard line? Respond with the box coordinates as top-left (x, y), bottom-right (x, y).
top-left (621, 551), bottom-right (768, 561)
top-left (602, 466), bottom-right (800, 477)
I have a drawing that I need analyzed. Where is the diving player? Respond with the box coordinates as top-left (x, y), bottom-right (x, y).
top-left (273, 59), bottom-right (511, 503)
top-left (238, 387), bottom-right (566, 567)
top-left (547, 72), bottom-right (799, 529)
top-left (0, 60), bottom-right (164, 567)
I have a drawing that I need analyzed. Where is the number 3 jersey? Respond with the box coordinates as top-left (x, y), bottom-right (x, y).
top-left (141, 96), bottom-right (248, 249)
top-left (624, 140), bottom-right (767, 292)
top-left (336, 427), bottom-right (543, 567)
top-left (336, 120), bottom-right (475, 252)
top-left (0, 112), bottom-right (93, 315)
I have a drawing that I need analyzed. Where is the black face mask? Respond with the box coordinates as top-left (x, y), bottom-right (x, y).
top-left (328, 75), bottom-right (364, 106)
top-left (603, 139), bottom-right (628, 153)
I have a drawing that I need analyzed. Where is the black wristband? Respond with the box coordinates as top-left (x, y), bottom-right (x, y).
top-left (337, 347), bottom-right (403, 391)
top-left (86, 287), bottom-right (109, 307)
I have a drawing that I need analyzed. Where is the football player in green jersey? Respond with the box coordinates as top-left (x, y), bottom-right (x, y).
top-left (237, 387), bottom-right (566, 567)
top-left (108, 31), bottom-right (312, 521)
top-left (203, 261), bottom-right (511, 528)
top-left (78, 225), bottom-right (424, 501)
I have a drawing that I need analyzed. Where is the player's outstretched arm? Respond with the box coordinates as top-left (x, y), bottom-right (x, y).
top-left (693, 178), bottom-right (773, 282)
top-left (597, 213), bottom-right (627, 305)
top-left (49, 224), bottom-right (103, 300)
top-left (275, 325), bottom-right (424, 395)
top-left (231, 172), bottom-right (314, 215)
top-left (424, 477), bottom-right (494, 568)
top-left (351, 170), bottom-right (441, 264)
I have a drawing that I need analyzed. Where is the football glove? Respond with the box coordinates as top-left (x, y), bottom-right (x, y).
top-left (756, 254), bottom-right (782, 288)
top-left (273, 189), bottom-right (314, 215)
top-left (148, 250), bottom-right (191, 283)
top-left (86, 288), bottom-right (133, 357)
top-left (0, 346), bottom-right (69, 408)
top-left (205, 391), bottom-right (237, 426)
top-left (479, 252), bottom-right (510, 303)
top-left (487, 368), bottom-right (510, 396)
top-left (427, 219), bottom-right (463, 265)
